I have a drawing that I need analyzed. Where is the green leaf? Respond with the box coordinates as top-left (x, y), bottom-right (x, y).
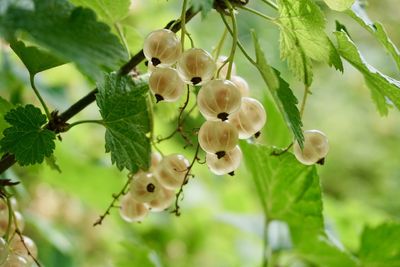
top-left (0, 0), bottom-right (34, 15)
top-left (0, 105), bottom-right (56, 166)
top-left (69, 0), bottom-right (130, 24)
top-left (241, 142), bottom-right (357, 267)
top-left (96, 73), bottom-right (151, 173)
top-left (348, 1), bottom-right (400, 71)
top-left (1, 0), bottom-right (128, 81)
top-left (252, 32), bottom-right (304, 148)
top-left (191, 0), bottom-right (213, 18)
top-left (323, 0), bottom-right (355, 11)
top-left (10, 40), bottom-right (66, 75)
top-left (45, 154), bottom-right (62, 173)
top-left (0, 96), bottom-right (13, 139)
top-left (277, 0), bottom-right (343, 85)
top-left (335, 31), bottom-right (400, 115)
top-left (359, 223), bottom-right (400, 267)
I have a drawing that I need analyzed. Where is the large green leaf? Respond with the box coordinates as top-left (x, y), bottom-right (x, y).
top-left (252, 32), bottom-right (304, 148)
top-left (323, 0), bottom-right (355, 11)
top-left (348, 1), bottom-right (400, 71)
top-left (277, 0), bottom-right (343, 85)
top-left (96, 73), bottom-right (151, 173)
top-left (0, 105), bottom-right (56, 166)
top-left (69, 0), bottom-right (130, 24)
top-left (359, 223), bottom-right (400, 267)
top-left (335, 31), bottom-right (400, 115)
top-left (0, 0), bottom-right (128, 80)
top-left (10, 40), bottom-right (66, 75)
top-left (240, 142), bottom-right (357, 267)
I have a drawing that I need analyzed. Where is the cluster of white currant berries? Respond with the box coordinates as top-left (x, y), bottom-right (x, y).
top-left (143, 29), bottom-right (267, 176)
top-left (0, 198), bottom-right (38, 266)
top-left (120, 152), bottom-right (189, 222)
top-left (293, 130), bottom-right (329, 165)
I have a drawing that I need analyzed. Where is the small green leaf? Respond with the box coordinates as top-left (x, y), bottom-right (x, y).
top-left (96, 73), bottom-right (151, 173)
top-left (335, 31), bottom-right (400, 115)
top-left (1, 0), bottom-right (128, 81)
top-left (10, 40), bottom-right (66, 75)
top-left (241, 142), bottom-right (357, 267)
top-left (69, 0), bottom-right (131, 24)
top-left (0, 105), bottom-right (56, 166)
top-left (323, 0), bottom-right (355, 11)
top-left (45, 154), bottom-right (62, 173)
top-left (191, 0), bottom-right (213, 18)
top-left (359, 223), bottom-right (400, 267)
top-left (277, 0), bottom-right (342, 85)
top-left (349, 2), bottom-right (400, 71)
top-left (252, 32), bottom-right (304, 148)
top-left (0, 96), bottom-right (13, 139)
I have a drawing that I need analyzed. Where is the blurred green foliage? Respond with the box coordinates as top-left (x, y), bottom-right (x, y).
top-left (0, 0), bottom-right (399, 266)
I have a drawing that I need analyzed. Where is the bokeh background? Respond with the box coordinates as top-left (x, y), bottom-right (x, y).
top-left (0, 0), bottom-right (399, 266)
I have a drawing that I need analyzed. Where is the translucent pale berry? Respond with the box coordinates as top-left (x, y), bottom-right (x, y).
top-left (229, 97), bottom-right (267, 139)
top-left (3, 254), bottom-right (28, 267)
top-left (143, 29), bottom-right (182, 67)
top-left (206, 146), bottom-right (242, 176)
top-left (155, 154), bottom-right (189, 190)
top-left (149, 67), bottom-right (185, 103)
top-left (293, 130), bottom-right (329, 165)
top-left (130, 172), bottom-right (161, 203)
top-left (197, 79), bottom-right (242, 121)
top-left (10, 235), bottom-right (37, 263)
top-left (198, 121), bottom-right (238, 158)
top-left (147, 187), bottom-right (175, 212)
top-left (0, 237), bottom-right (8, 265)
top-left (216, 56), bottom-right (236, 78)
top-left (176, 48), bottom-right (216, 85)
top-left (120, 193), bottom-right (149, 222)
top-left (151, 152), bottom-right (162, 170)
top-left (230, 75), bottom-right (250, 97)
top-left (0, 211), bottom-right (25, 236)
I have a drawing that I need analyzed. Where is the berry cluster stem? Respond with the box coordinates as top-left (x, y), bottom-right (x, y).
top-left (180, 0), bottom-right (188, 51)
top-left (224, 0), bottom-right (238, 80)
top-left (30, 75), bottom-right (51, 120)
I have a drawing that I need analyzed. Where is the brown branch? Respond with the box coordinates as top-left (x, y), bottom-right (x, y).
top-left (0, 7), bottom-right (199, 175)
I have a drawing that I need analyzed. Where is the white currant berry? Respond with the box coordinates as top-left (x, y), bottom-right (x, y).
top-left (230, 75), bottom-right (250, 97)
top-left (176, 48), bottom-right (216, 85)
top-left (149, 67), bottom-right (185, 103)
top-left (229, 97), bottom-right (267, 139)
top-left (0, 211), bottom-right (25, 237)
top-left (155, 154), bottom-right (189, 190)
top-left (216, 56), bottom-right (236, 78)
top-left (10, 235), bottom-right (37, 263)
top-left (206, 146), bottom-right (242, 176)
top-left (198, 121), bottom-right (238, 158)
top-left (143, 29), bottom-right (182, 67)
top-left (3, 254), bottom-right (28, 267)
top-left (147, 187), bottom-right (175, 212)
top-left (197, 79), bottom-right (242, 121)
top-left (130, 172), bottom-right (161, 203)
top-left (120, 193), bottom-right (149, 222)
top-left (151, 152), bottom-right (162, 170)
top-left (293, 130), bottom-right (329, 165)
top-left (0, 237), bottom-right (8, 265)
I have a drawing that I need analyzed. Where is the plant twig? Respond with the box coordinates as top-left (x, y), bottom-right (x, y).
top-left (93, 173), bottom-right (134, 226)
top-left (30, 75), bottom-right (51, 119)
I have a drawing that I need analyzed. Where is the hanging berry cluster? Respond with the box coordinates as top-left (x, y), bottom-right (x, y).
top-left (0, 198), bottom-right (39, 266)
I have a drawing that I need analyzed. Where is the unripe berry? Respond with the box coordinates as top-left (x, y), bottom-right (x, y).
top-left (143, 29), bottom-right (182, 67)
top-left (176, 48), bottom-right (216, 85)
top-left (3, 254), bottom-right (28, 267)
top-left (130, 172), bottom-right (161, 203)
top-left (216, 56), bottom-right (236, 78)
top-left (155, 154), bottom-right (189, 190)
top-left (0, 211), bottom-right (25, 237)
top-left (230, 75), bottom-right (250, 97)
top-left (198, 121), bottom-right (238, 158)
top-left (229, 97), bottom-right (267, 139)
top-left (0, 237), bottom-right (8, 265)
top-left (147, 187), bottom-right (175, 212)
top-left (149, 67), bottom-right (185, 103)
top-left (120, 193), bottom-right (149, 222)
top-left (293, 130), bottom-right (329, 165)
top-left (197, 79), bottom-right (242, 121)
top-left (206, 146), bottom-right (242, 175)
